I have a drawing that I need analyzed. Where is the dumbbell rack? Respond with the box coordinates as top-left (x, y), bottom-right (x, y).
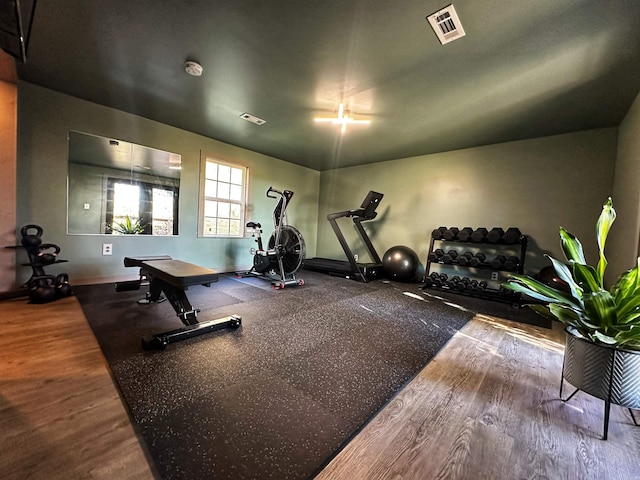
top-left (422, 226), bottom-right (528, 305)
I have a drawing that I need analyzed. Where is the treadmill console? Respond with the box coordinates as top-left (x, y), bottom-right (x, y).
top-left (360, 191), bottom-right (384, 220)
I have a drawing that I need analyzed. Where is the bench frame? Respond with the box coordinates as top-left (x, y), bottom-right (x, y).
top-left (119, 256), bottom-right (241, 350)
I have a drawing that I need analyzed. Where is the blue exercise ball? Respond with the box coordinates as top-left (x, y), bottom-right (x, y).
top-left (382, 245), bottom-right (420, 282)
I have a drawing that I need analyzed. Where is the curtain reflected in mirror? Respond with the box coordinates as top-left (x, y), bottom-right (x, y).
top-left (67, 131), bottom-right (181, 235)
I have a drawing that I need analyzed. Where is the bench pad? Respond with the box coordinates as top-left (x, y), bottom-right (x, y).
top-left (142, 259), bottom-right (219, 288)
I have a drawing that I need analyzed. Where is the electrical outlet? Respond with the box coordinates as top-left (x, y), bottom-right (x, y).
top-left (491, 271), bottom-right (499, 281)
top-left (102, 243), bottom-right (113, 256)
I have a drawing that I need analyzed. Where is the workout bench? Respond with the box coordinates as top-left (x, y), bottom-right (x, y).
top-left (117, 256), bottom-right (241, 350)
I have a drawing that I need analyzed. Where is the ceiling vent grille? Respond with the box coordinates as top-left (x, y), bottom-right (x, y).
top-left (427, 4), bottom-right (466, 45)
top-left (239, 113), bottom-right (266, 126)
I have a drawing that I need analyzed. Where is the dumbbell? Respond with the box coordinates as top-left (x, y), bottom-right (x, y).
top-left (456, 227), bottom-right (473, 242)
top-left (487, 227), bottom-right (505, 243)
top-left (427, 272), bottom-right (444, 287)
top-left (456, 252), bottom-right (474, 266)
top-left (469, 252), bottom-right (486, 267)
top-left (456, 277), bottom-right (471, 291)
top-left (491, 255), bottom-right (507, 269)
top-left (470, 227), bottom-right (488, 243)
top-left (477, 281), bottom-right (488, 292)
top-left (442, 249), bottom-right (459, 264)
top-left (431, 226), bottom-right (447, 240)
top-left (442, 227), bottom-right (459, 241)
top-left (503, 227), bottom-right (522, 244)
top-left (465, 279), bottom-right (479, 292)
top-left (503, 256), bottom-right (520, 271)
top-left (428, 248), bottom-right (445, 262)
top-left (446, 275), bottom-right (461, 289)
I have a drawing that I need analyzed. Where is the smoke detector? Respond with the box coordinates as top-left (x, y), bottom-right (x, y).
top-left (427, 4), bottom-right (466, 45)
top-left (184, 61), bottom-right (203, 76)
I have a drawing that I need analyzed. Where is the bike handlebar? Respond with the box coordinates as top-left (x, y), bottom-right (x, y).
top-left (266, 186), bottom-right (283, 198)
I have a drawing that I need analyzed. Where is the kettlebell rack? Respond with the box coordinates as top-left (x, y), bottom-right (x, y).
top-left (4, 224), bottom-right (73, 304)
top-left (421, 226), bottom-right (527, 305)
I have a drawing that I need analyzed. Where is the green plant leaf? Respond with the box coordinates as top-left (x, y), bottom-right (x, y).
top-left (547, 256), bottom-right (582, 300)
top-left (595, 197), bottom-right (616, 287)
top-left (547, 303), bottom-right (582, 325)
top-left (592, 330), bottom-right (617, 345)
top-left (559, 227), bottom-right (586, 264)
top-left (570, 262), bottom-right (600, 293)
top-left (584, 290), bottom-right (616, 332)
top-left (505, 275), bottom-right (581, 307)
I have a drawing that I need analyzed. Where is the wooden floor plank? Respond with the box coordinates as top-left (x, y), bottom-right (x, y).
top-left (0, 297), bottom-right (154, 480)
top-left (317, 314), bottom-right (640, 480)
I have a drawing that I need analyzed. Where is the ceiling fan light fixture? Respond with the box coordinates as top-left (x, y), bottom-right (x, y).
top-left (314, 103), bottom-right (370, 133)
top-left (184, 60), bottom-right (203, 76)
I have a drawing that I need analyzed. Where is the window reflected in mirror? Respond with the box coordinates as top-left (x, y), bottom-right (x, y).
top-left (67, 131), bottom-right (181, 235)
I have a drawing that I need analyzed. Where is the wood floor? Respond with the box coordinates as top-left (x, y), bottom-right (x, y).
top-left (1, 294), bottom-right (639, 480)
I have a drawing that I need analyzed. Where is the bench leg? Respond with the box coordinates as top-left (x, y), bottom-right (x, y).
top-left (142, 314), bottom-right (242, 350)
top-left (141, 278), bottom-right (242, 350)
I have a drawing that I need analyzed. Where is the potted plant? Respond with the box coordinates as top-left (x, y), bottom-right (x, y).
top-left (112, 215), bottom-right (146, 235)
top-left (503, 198), bottom-right (640, 439)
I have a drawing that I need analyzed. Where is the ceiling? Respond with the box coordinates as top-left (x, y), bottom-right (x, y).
top-left (15, 0), bottom-right (640, 171)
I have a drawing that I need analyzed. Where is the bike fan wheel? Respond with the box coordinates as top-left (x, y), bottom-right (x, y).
top-left (268, 225), bottom-right (306, 276)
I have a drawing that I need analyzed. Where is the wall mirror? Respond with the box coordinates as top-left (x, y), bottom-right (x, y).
top-left (67, 131), bottom-right (181, 235)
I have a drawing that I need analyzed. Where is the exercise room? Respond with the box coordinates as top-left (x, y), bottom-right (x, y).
top-left (2, 1), bottom-right (640, 479)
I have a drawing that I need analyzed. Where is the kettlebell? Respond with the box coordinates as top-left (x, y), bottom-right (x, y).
top-left (55, 273), bottom-right (74, 298)
top-left (28, 275), bottom-right (57, 304)
top-left (20, 224), bottom-right (43, 248)
top-left (36, 243), bottom-right (61, 265)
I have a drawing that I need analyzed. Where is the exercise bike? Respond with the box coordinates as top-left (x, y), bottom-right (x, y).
top-left (239, 186), bottom-right (306, 289)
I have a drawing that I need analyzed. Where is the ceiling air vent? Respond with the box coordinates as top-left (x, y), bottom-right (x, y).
top-left (427, 4), bottom-right (466, 45)
top-left (239, 113), bottom-right (266, 126)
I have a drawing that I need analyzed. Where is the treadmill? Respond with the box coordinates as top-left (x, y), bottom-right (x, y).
top-left (304, 191), bottom-right (384, 282)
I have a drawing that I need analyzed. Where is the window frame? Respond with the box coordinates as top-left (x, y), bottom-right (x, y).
top-left (198, 154), bottom-right (249, 238)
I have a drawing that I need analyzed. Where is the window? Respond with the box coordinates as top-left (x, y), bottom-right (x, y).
top-left (105, 178), bottom-right (179, 235)
top-left (199, 155), bottom-right (248, 237)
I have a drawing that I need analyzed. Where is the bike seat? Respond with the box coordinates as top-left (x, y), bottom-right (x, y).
top-left (246, 222), bottom-right (261, 229)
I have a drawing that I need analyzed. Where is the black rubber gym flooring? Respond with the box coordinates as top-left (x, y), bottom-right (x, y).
top-left (75, 271), bottom-right (541, 480)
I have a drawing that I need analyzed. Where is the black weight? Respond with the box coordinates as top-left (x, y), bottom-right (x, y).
top-left (487, 227), bottom-right (505, 243)
top-left (431, 226), bottom-right (447, 240)
top-left (469, 252), bottom-right (486, 267)
top-left (36, 243), bottom-right (61, 265)
top-left (490, 255), bottom-right (506, 269)
top-left (503, 227), bottom-right (522, 244)
top-left (456, 227), bottom-right (473, 242)
top-left (28, 275), bottom-right (57, 304)
top-left (429, 272), bottom-right (443, 287)
top-left (442, 227), bottom-right (459, 241)
top-left (55, 273), bottom-right (73, 298)
top-left (503, 256), bottom-right (520, 271)
top-left (456, 252), bottom-right (473, 266)
top-left (428, 248), bottom-right (445, 262)
top-left (477, 281), bottom-right (488, 291)
top-left (442, 249), bottom-right (459, 264)
top-left (470, 227), bottom-right (488, 243)
top-left (20, 224), bottom-right (43, 248)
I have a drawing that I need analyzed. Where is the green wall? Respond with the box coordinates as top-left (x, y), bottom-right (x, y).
top-left (16, 80), bottom-right (632, 288)
top-left (317, 129), bottom-right (618, 277)
top-left (17, 82), bottom-right (319, 285)
top-left (609, 91), bottom-right (640, 283)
